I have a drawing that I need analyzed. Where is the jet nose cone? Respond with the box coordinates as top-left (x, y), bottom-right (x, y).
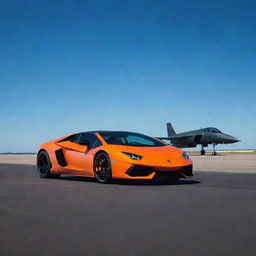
top-left (232, 137), bottom-right (240, 143)
top-left (223, 134), bottom-right (240, 144)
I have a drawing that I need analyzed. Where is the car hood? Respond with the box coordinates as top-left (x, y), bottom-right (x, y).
top-left (109, 144), bottom-right (181, 156)
top-left (107, 145), bottom-right (190, 168)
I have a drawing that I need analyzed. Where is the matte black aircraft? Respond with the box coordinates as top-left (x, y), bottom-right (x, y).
top-left (158, 123), bottom-right (239, 155)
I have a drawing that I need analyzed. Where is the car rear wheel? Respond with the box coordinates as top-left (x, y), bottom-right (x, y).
top-left (94, 152), bottom-right (112, 184)
top-left (37, 151), bottom-right (60, 178)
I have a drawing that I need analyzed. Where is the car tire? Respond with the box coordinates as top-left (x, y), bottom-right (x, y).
top-left (94, 152), bottom-right (112, 184)
top-left (37, 151), bottom-right (60, 178)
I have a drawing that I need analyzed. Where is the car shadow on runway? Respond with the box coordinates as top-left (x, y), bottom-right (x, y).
top-left (58, 176), bottom-right (201, 186)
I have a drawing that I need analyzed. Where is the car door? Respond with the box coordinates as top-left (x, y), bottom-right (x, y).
top-left (74, 133), bottom-right (99, 173)
top-left (55, 134), bottom-right (88, 174)
top-left (56, 133), bottom-right (99, 176)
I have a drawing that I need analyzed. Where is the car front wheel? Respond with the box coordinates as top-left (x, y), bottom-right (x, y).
top-left (94, 152), bottom-right (112, 184)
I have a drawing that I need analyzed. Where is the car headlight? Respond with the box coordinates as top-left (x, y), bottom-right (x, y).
top-left (122, 152), bottom-right (143, 160)
top-left (182, 152), bottom-right (189, 160)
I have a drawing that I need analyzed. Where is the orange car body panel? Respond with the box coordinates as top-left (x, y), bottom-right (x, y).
top-left (38, 132), bottom-right (193, 180)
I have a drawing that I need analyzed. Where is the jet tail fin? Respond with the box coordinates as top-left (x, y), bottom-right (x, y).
top-left (167, 122), bottom-right (176, 137)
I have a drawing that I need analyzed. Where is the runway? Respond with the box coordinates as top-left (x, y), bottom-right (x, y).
top-left (1, 161), bottom-right (256, 256)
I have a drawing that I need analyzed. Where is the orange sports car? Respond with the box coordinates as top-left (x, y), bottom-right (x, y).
top-left (37, 131), bottom-right (193, 183)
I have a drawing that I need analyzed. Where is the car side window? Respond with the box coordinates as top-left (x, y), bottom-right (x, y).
top-left (78, 134), bottom-right (102, 148)
top-left (93, 138), bottom-right (103, 148)
top-left (71, 134), bottom-right (80, 143)
top-left (59, 134), bottom-right (78, 142)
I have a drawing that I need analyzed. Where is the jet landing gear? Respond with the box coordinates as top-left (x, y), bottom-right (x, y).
top-left (200, 145), bottom-right (217, 155)
top-left (212, 144), bottom-right (217, 156)
top-left (200, 146), bottom-right (205, 155)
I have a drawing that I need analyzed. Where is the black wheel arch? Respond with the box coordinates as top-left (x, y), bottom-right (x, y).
top-left (37, 148), bottom-right (47, 156)
top-left (93, 150), bottom-right (109, 167)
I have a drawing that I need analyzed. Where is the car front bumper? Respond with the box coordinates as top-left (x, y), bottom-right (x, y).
top-left (125, 164), bottom-right (193, 179)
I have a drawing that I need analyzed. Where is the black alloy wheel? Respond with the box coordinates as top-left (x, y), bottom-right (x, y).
top-left (94, 152), bottom-right (112, 183)
top-left (37, 151), bottom-right (60, 178)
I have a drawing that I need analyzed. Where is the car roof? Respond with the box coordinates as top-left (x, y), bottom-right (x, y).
top-left (85, 130), bottom-right (139, 134)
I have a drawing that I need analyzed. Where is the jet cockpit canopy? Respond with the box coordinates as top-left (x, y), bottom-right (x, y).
top-left (203, 127), bottom-right (221, 133)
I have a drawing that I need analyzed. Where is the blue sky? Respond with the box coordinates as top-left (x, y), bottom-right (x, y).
top-left (1, 0), bottom-right (256, 152)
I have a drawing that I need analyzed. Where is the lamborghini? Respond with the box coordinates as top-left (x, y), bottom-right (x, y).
top-left (37, 131), bottom-right (193, 183)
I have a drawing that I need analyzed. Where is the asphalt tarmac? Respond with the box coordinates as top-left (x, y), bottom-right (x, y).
top-left (1, 164), bottom-right (256, 256)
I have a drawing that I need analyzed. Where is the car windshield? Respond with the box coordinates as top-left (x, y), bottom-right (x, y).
top-left (98, 131), bottom-right (166, 147)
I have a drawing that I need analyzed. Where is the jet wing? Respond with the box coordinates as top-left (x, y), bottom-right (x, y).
top-left (157, 135), bottom-right (193, 141)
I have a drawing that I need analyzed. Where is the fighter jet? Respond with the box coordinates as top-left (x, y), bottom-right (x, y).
top-left (157, 122), bottom-right (239, 155)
